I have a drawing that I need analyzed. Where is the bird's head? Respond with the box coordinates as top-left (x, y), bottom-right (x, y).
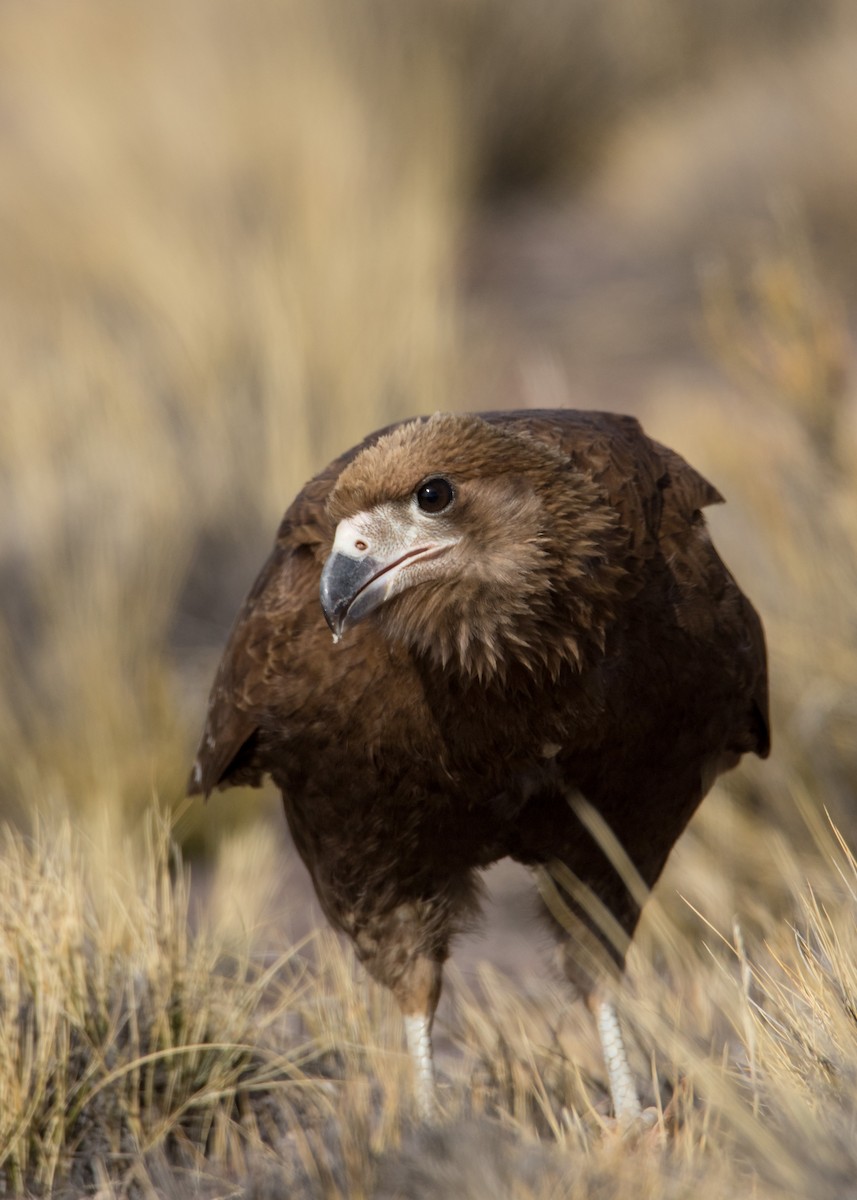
top-left (321, 413), bottom-right (626, 680)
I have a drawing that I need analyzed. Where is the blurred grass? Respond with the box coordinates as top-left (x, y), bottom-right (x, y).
top-left (0, 0), bottom-right (856, 1192)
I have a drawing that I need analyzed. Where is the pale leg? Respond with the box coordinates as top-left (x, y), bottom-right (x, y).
top-left (593, 996), bottom-right (642, 1123)
top-left (404, 1011), bottom-right (437, 1120)
top-left (392, 953), bottom-right (443, 1120)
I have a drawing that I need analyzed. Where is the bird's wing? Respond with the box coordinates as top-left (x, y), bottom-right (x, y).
top-left (187, 540), bottom-right (308, 797)
top-left (188, 424), bottom-right (399, 798)
top-left (650, 440), bottom-right (724, 531)
top-left (187, 503), bottom-right (333, 797)
top-left (650, 437), bottom-right (771, 759)
top-left (490, 409), bottom-right (770, 757)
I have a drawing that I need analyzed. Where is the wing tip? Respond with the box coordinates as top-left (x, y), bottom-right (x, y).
top-left (186, 758), bottom-right (212, 801)
top-left (751, 698), bottom-right (772, 760)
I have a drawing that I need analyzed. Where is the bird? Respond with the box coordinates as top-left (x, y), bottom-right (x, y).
top-left (188, 408), bottom-right (769, 1123)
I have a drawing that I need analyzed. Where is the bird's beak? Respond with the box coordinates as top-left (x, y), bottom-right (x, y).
top-left (320, 514), bottom-right (449, 641)
top-left (319, 549), bottom-right (391, 640)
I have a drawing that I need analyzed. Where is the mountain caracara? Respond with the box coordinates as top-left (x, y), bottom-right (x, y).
top-left (189, 409), bottom-right (770, 1120)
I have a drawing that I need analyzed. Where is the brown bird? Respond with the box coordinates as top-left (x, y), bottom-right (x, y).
top-left (189, 409), bottom-right (769, 1121)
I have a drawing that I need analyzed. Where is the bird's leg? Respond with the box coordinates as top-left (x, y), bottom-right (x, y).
top-left (587, 990), bottom-right (642, 1124)
top-left (534, 862), bottom-right (645, 1123)
top-left (393, 954), bottom-right (443, 1121)
top-left (403, 1011), bottom-right (436, 1120)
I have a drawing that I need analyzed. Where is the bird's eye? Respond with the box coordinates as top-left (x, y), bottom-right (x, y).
top-left (416, 477), bottom-right (454, 514)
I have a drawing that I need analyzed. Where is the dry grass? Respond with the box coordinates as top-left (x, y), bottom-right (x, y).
top-left (1, 0), bottom-right (857, 1194)
top-left (0, 812), bottom-right (318, 1193)
top-left (3, 804), bottom-right (857, 1196)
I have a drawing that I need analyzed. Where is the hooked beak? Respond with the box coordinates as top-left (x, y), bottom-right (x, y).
top-left (319, 543), bottom-right (443, 640)
top-left (319, 512), bottom-right (451, 640)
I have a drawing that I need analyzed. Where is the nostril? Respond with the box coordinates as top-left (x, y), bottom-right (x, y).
top-left (354, 539), bottom-right (368, 552)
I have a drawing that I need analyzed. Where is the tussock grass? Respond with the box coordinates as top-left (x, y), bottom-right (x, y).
top-left (0, 813), bottom-right (329, 1194)
top-left (4, 806), bottom-right (857, 1196)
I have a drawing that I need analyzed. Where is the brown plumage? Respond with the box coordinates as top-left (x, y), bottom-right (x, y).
top-left (189, 409), bottom-right (769, 1119)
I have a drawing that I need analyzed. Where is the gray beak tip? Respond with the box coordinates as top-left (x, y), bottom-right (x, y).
top-left (320, 550), bottom-right (383, 640)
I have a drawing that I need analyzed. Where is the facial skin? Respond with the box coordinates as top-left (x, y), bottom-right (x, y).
top-left (320, 477), bottom-right (462, 641)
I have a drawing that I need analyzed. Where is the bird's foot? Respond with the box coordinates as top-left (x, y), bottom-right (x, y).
top-left (600, 1076), bottom-right (689, 1144)
top-left (617, 1105), bottom-right (659, 1142)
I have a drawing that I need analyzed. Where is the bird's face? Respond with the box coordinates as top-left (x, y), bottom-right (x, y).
top-left (320, 474), bottom-right (464, 641)
top-left (320, 413), bottom-right (622, 678)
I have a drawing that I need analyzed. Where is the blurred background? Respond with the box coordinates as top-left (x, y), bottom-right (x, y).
top-left (1, 0), bottom-right (856, 910)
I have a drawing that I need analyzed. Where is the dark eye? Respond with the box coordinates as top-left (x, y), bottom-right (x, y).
top-left (416, 476), bottom-right (454, 514)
